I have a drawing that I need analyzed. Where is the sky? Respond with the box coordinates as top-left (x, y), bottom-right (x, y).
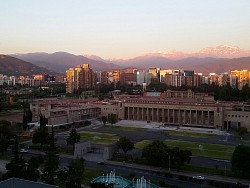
top-left (0, 0), bottom-right (250, 59)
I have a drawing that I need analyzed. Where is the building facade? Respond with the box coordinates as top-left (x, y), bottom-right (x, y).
top-left (96, 93), bottom-right (250, 130)
top-left (66, 64), bottom-right (95, 93)
top-left (230, 70), bottom-right (250, 89)
top-left (30, 98), bottom-right (100, 127)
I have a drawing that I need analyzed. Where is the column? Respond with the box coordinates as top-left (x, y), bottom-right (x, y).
top-left (162, 109), bottom-right (164, 123)
top-left (196, 110), bottom-right (198, 125)
top-left (137, 107), bottom-right (139, 121)
top-left (179, 110), bottom-right (182, 125)
top-left (151, 108), bottom-right (154, 122)
top-left (132, 107), bottom-right (135, 120)
top-left (168, 109), bottom-right (170, 122)
top-left (184, 110), bottom-right (187, 124)
top-left (208, 111), bottom-right (210, 125)
top-left (189, 110), bottom-right (192, 124)
top-left (156, 108), bottom-right (159, 122)
top-left (201, 111), bottom-right (204, 125)
top-left (128, 107), bottom-right (130, 120)
top-left (173, 109), bottom-right (175, 123)
top-left (146, 108), bottom-right (149, 121)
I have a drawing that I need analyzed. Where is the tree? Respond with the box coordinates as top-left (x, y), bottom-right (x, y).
top-left (116, 137), bottom-right (134, 158)
top-left (22, 113), bottom-right (28, 131)
top-left (108, 114), bottom-right (117, 125)
top-left (0, 120), bottom-right (14, 140)
top-left (142, 140), bottom-right (191, 169)
top-left (32, 127), bottom-right (50, 148)
top-left (41, 151), bottom-right (60, 185)
top-left (25, 156), bottom-right (40, 181)
top-left (66, 129), bottom-right (80, 153)
top-left (0, 121), bottom-right (13, 154)
top-left (237, 126), bottom-right (248, 138)
top-left (3, 136), bottom-right (26, 180)
top-left (142, 140), bottom-right (170, 167)
top-left (49, 125), bottom-right (57, 152)
top-left (231, 145), bottom-right (250, 178)
top-left (40, 114), bottom-right (47, 128)
top-left (26, 108), bottom-right (33, 123)
top-left (58, 157), bottom-right (85, 188)
top-left (170, 147), bottom-right (192, 169)
top-left (0, 137), bottom-right (9, 154)
top-left (101, 116), bottom-right (107, 126)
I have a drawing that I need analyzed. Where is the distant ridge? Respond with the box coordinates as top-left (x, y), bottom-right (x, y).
top-left (12, 52), bottom-right (123, 73)
top-left (11, 45), bottom-right (250, 75)
top-left (0, 55), bottom-right (54, 76)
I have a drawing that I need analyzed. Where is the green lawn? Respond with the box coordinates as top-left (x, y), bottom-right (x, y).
top-left (164, 130), bottom-right (215, 138)
top-left (135, 140), bottom-right (152, 149)
top-left (135, 139), bottom-right (235, 160)
top-left (0, 155), bottom-right (11, 161)
top-left (79, 131), bottom-right (119, 145)
top-left (242, 133), bottom-right (250, 142)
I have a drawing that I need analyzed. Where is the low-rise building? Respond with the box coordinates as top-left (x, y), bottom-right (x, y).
top-left (30, 93), bottom-right (250, 131)
top-left (30, 98), bottom-right (100, 128)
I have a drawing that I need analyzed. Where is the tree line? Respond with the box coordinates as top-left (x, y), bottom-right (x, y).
top-left (1, 121), bottom-right (84, 188)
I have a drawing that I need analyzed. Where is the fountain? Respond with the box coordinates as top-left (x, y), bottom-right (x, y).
top-left (102, 169), bottom-right (117, 184)
top-left (92, 170), bottom-right (159, 188)
top-left (134, 176), bottom-right (151, 188)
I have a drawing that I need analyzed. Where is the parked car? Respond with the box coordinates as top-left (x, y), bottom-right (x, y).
top-left (192, 175), bottom-right (205, 180)
top-left (20, 148), bottom-right (29, 153)
top-left (97, 161), bottom-right (107, 165)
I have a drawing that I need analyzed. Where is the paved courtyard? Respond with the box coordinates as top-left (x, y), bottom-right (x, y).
top-left (114, 120), bottom-right (228, 135)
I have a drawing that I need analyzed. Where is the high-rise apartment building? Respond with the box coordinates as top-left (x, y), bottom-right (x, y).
top-left (81, 64), bottom-right (95, 90)
top-left (99, 71), bottom-right (109, 84)
top-left (159, 69), bottom-right (172, 83)
top-left (218, 72), bottom-right (230, 86)
top-left (230, 70), bottom-right (250, 89)
top-left (193, 74), bottom-right (202, 88)
top-left (113, 70), bottom-right (121, 83)
top-left (66, 64), bottom-right (95, 93)
top-left (209, 73), bottom-right (219, 85)
top-left (120, 68), bottom-right (137, 85)
top-left (66, 68), bottom-right (75, 93)
top-left (148, 67), bottom-right (161, 83)
top-left (230, 76), bottom-right (238, 89)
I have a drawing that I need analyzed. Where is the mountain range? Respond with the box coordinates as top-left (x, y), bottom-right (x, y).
top-left (0, 55), bottom-right (54, 76)
top-left (6, 45), bottom-right (250, 75)
top-left (11, 52), bottom-right (122, 73)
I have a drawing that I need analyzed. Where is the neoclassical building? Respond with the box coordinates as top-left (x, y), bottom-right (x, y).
top-left (30, 91), bottom-right (250, 131)
top-left (122, 98), bottom-right (223, 128)
top-left (95, 92), bottom-right (250, 130)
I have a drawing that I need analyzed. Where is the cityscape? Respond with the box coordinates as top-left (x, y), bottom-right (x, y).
top-left (1, 1), bottom-right (250, 188)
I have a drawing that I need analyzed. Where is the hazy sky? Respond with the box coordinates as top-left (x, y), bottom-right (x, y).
top-left (1, 0), bottom-right (250, 58)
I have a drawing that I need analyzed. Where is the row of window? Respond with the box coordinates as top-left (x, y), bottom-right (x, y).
top-left (225, 114), bottom-right (248, 118)
top-left (126, 100), bottom-right (212, 106)
top-left (103, 108), bottom-right (117, 111)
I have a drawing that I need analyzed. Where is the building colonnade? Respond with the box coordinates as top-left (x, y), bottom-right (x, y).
top-left (124, 107), bottom-right (215, 126)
